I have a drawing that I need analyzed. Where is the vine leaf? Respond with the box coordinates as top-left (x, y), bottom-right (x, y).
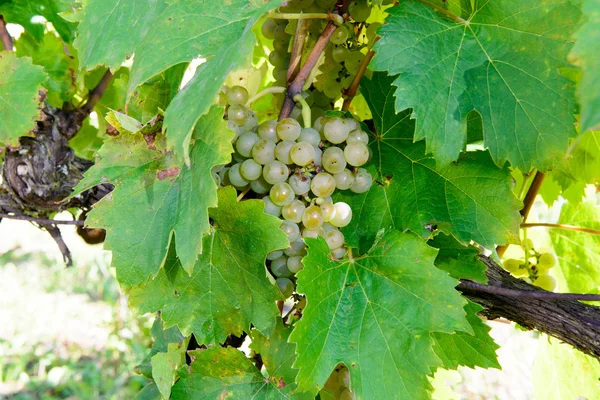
top-left (73, 106), bottom-right (233, 286)
top-left (0, 53), bottom-right (47, 146)
top-left (73, 0), bottom-right (167, 71)
top-left (0, 0), bottom-right (77, 42)
top-left (430, 233), bottom-right (488, 284)
top-left (562, 129), bottom-right (600, 185)
top-left (372, 1), bottom-right (581, 171)
top-left (171, 347), bottom-right (301, 399)
top-left (151, 336), bottom-right (190, 400)
top-left (570, 0), bottom-right (600, 132)
top-left (290, 233), bottom-right (471, 398)
top-left (336, 72), bottom-right (521, 252)
top-left (432, 300), bottom-right (500, 370)
top-left (126, 187), bottom-right (288, 345)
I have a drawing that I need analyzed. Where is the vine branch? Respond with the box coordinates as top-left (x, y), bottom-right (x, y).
top-left (521, 222), bottom-right (600, 236)
top-left (0, 15), bottom-right (13, 51)
top-left (459, 280), bottom-right (600, 301)
top-left (287, 19), bottom-right (309, 84)
top-left (82, 70), bottom-right (114, 113)
top-left (0, 213), bottom-right (84, 226)
top-left (342, 47), bottom-right (376, 111)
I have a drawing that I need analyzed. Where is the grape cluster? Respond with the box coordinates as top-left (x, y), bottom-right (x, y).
top-left (322, 365), bottom-right (355, 400)
top-left (217, 85), bottom-right (373, 298)
top-left (502, 239), bottom-right (557, 291)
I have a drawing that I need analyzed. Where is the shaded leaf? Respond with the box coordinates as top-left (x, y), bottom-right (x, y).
top-left (430, 233), bottom-right (487, 284)
top-left (250, 319), bottom-right (298, 388)
top-left (152, 337), bottom-right (190, 399)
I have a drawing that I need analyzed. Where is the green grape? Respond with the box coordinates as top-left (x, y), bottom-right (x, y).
top-left (347, 129), bottom-right (369, 144)
top-left (345, 51), bottom-right (365, 74)
top-left (314, 116), bottom-right (332, 135)
top-left (280, 220), bottom-right (301, 242)
top-left (270, 182), bottom-right (295, 206)
top-left (289, 173), bottom-right (311, 195)
top-left (503, 258), bottom-right (526, 276)
top-left (275, 140), bottom-right (295, 164)
top-left (258, 120), bottom-right (279, 142)
top-left (273, 36), bottom-right (290, 52)
top-left (261, 18), bottom-right (278, 39)
top-left (322, 146), bottom-right (347, 174)
top-left (252, 139), bottom-right (276, 165)
top-left (302, 205), bottom-right (324, 230)
top-left (227, 85), bottom-right (249, 105)
top-left (298, 127), bottom-right (321, 146)
top-left (323, 78), bottom-right (343, 99)
top-left (267, 250), bottom-right (283, 261)
top-left (538, 252), bottom-right (556, 272)
top-left (228, 104), bottom-right (249, 126)
top-left (276, 277), bottom-right (295, 297)
top-left (535, 274), bottom-right (557, 291)
top-left (311, 107), bottom-right (326, 125)
top-left (350, 168), bottom-right (373, 193)
top-left (338, 368), bottom-right (351, 387)
top-left (240, 159), bottom-right (262, 181)
top-left (311, 172), bottom-right (336, 197)
top-left (243, 110), bottom-right (258, 131)
top-left (325, 229), bottom-right (344, 250)
top-left (324, 118), bottom-right (350, 144)
top-left (331, 246), bottom-right (347, 259)
top-left (272, 68), bottom-right (288, 84)
top-left (235, 131), bottom-right (259, 158)
top-left (332, 46), bottom-right (348, 63)
top-left (330, 202), bottom-right (352, 228)
top-left (316, 0), bottom-right (337, 7)
top-left (227, 120), bottom-right (241, 142)
top-left (269, 50), bottom-right (290, 68)
top-left (282, 200), bottom-right (306, 223)
top-left (312, 90), bottom-right (331, 108)
top-left (344, 142), bottom-right (370, 166)
top-left (320, 201), bottom-right (336, 222)
top-left (285, 239), bottom-right (307, 257)
top-left (366, 22), bottom-right (382, 42)
top-left (262, 196), bottom-right (282, 217)
top-left (331, 25), bottom-right (349, 44)
top-left (334, 169), bottom-right (355, 190)
top-left (273, 24), bottom-right (289, 40)
top-left (349, 1), bottom-right (371, 22)
top-left (228, 163), bottom-right (249, 188)
top-left (272, 257), bottom-right (293, 278)
top-left (263, 160), bottom-right (290, 184)
top-left (277, 118), bottom-right (302, 141)
top-left (287, 255), bottom-right (304, 273)
top-left (218, 166), bottom-right (230, 185)
top-left (302, 227), bottom-right (325, 239)
top-left (211, 170), bottom-right (220, 186)
top-left (250, 176), bottom-right (271, 194)
top-left (290, 142), bottom-right (316, 166)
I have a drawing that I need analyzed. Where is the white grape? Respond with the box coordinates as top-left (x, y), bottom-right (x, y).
top-left (325, 229), bottom-right (344, 250)
top-left (280, 220), bottom-right (300, 242)
top-left (275, 140), bottom-right (295, 164)
top-left (267, 250), bottom-right (283, 260)
top-left (272, 257), bottom-right (292, 278)
top-left (344, 142), bottom-right (369, 166)
top-left (331, 247), bottom-right (347, 259)
top-left (258, 120), bottom-right (279, 142)
top-left (298, 127), bottom-right (321, 146)
top-left (243, 110), bottom-right (258, 131)
top-left (322, 146), bottom-right (347, 174)
top-left (252, 139), bottom-right (276, 165)
top-left (276, 277), bottom-right (295, 297)
top-left (302, 205), bottom-right (324, 230)
top-left (282, 200), bottom-right (306, 223)
top-left (228, 163), bottom-right (249, 188)
top-left (334, 169), bottom-right (355, 190)
top-left (284, 239), bottom-right (307, 257)
top-left (290, 142), bottom-right (315, 166)
top-left (262, 196), bottom-right (282, 217)
top-left (263, 161), bottom-right (289, 184)
top-left (324, 118), bottom-right (350, 144)
top-left (235, 131), bottom-right (259, 158)
top-left (270, 182), bottom-right (295, 206)
top-left (289, 174), bottom-right (311, 195)
top-left (302, 227), bottom-right (325, 239)
top-left (313, 145), bottom-right (323, 166)
top-left (344, 118), bottom-right (359, 132)
top-left (330, 202), bottom-right (352, 227)
top-left (228, 104), bottom-right (249, 126)
top-left (347, 129), bottom-right (368, 144)
top-left (350, 168), bottom-right (373, 193)
top-left (240, 159), bottom-right (262, 181)
top-left (311, 172), bottom-right (336, 198)
top-left (250, 176), bottom-right (271, 194)
top-left (287, 256), bottom-right (304, 274)
top-left (277, 118), bottom-right (301, 141)
top-left (320, 201), bottom-right (336, 222)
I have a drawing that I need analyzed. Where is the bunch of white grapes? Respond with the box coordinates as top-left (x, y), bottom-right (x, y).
top-left (216, 85), bottom-right (373, 298)
top-left (502, 239), bottom-right (558, 291)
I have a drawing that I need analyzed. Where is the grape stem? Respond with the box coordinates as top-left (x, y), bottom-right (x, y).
top-left (279, 15), bottom-right (341, 120)
top-left (293, 94), bottom-right (312, 128)
top-left (521, 223), bottom-right (600, 236)
top-left (287, 19), bottom-right (309, 84)
top-left (0, 213), bottom-right (85, 226)
top-left (82, 70), bottom-right (114, 113)
top-left (237, 187), bottom-right (251, 202)
top-left (497, 171), bottom-right (545, 257)
top-left (0, 15), bottom-right (12, 51)
top-left (246, 86), bottom-right (286, 105)
top-left (269, 12), bottom-right (344, 26)
top-left (417, 0), bottom-right (469, 24)
top-left (459, 280), bottom-right (600, 301)
top-left (342, 38), bottom-right (379, 111)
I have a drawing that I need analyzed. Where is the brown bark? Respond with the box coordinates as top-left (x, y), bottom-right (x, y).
top-left (459, 256), bottom-right (600, 359)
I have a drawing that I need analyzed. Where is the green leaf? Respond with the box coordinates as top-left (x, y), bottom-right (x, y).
top-left (533, 336), bottom-right (600, 400)
top-left (250, 319), bottom-right (299, 389)
top-left (15, 32), bottom-right (77, 107)
top-left (290, 232), bottom-right (471, 398)
top-left (0, 0), bottom-right (77, 42)
top-left (172, 347), bottom-right (298, 399)
top-left (563, 129), bottom-right (600, 185)
top-left (432, 300), bottom-right (500, 370)
top-left (570, 0), bottom-right (600, 131)
top-left (73, 0), bottom-right (167, 71)
top-left (550, 199), bottom-right (600, 293)
top-left (75, 106), bottom-right (233, 285)
top-left (337, 73), bottom-right (521, 252)
top-left (160, 0), bottom-right (281, 165)
top-left (0, 53), bottom-right (47, 146)
top-left (134, 383), bottom-right (162, 400)
top-left (372, 1), bottom-right (580, 170)
top-left (152, 338), bottom-right (190, 400)
top-left (430, 233), bottom-right (487, 284)
top-left (126, 187), bottom-right (288, 345)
